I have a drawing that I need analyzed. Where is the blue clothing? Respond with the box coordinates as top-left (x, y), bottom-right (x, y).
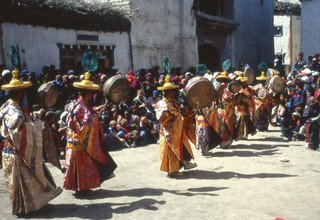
top-left (289, 89), bottom-right (307, 111)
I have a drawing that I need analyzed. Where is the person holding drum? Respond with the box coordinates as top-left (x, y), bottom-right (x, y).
top-left (63, 72), bottom-right (117, 195)
top-left (234, 73), bottom-right (257, 140)
top-left (0, 69), bottom-right (62, 215)
top-left (254, 71), bottom-right (272, 132)
top-left (215, 71), bottom-right (237, 148)
top-left (155, 75), bottom-right (197, 177)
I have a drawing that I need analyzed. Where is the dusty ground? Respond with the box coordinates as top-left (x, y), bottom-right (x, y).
top-left (1, 127), bottom-right (320, 220)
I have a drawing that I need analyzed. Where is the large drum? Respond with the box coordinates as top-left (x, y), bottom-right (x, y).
top-left (38, 81), bottom-right (59, 108)
top-left (213, 80), bottom-right (226, 99)
top-left (184, 76), bottom-right (216, 109)
top-left (269, 76), bottom-right (285, 93)
top-left (103, 75), bottom-right (130, 104)
top-left (228, 81), bottom-right (241, 94)
top-left (244, 67), bottom-right (255, 85)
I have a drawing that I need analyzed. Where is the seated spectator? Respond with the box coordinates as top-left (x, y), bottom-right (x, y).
top-left (277, 95), bottom-right (291, 138)
top-left (139, 115), bottom-right (158, 145)
top-left (147, 90), bottom-right (161, 113)
top-left (292, 116), bottom-right (306, 141)
top-left (129, 115), bottom-right (140, 147)
top-left (106, 120), bottom-right (126, 150)
top-left (133, 89), bottom-right (147, 115)
top-left (118, 118), bottom-right (139, 148)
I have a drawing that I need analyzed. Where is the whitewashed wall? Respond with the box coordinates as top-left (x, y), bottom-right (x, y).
top-left (274, 15), bottom-right (291, 65)
top-left (301, 0), bottom-right (320, 56)
top-left (232, 0), bottom-right (274, 69)
top-left (128, 0), bottom-right (198, 71)
top-left (1, 23), bottom-right (131, 74)
top-left (274, 15), bottom-right (301, 66)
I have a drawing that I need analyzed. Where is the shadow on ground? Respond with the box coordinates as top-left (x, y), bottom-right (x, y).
top-left (209, 149), bottom-right (281, 157)
top-left (24, 198), bottom-right (165, 219)
top-left (171, 170), bottom-right (297, 180)
top-left (23, 185), bottom-right (229, 219)
top-left (77, 185), bottom-right (226, 200)
top-left (232, 144), bottom-right (289, 150)
top-left (249, 137), bottom-right (286, 142)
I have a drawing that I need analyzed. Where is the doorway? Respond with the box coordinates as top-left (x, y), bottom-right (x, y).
top-left (198, 44), bottom-right (220, 71)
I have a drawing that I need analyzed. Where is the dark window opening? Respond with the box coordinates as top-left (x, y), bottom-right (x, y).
top-left (274, 26), bottom-right (283, 37)
top-left (59, 45), bottom-right (113, 74)
top-left (77, 34), bottom-right (99, 41)
top-left (193, 0), bottom-right (234, 20)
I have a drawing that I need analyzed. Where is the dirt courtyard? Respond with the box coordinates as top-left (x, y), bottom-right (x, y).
top-left (0, 127), bottom-right (320, 220)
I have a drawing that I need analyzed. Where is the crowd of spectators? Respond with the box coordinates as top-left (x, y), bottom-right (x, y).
top-left (0, 64), bottom-right (198, 157)
top-left (1, 52), bottom-right (320, 157)
top-left (271, 52), bottom-right (320, 151)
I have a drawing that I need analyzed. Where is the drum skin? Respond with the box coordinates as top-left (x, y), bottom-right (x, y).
top-left (184, 76), bottom-right (216, 109)
top-left (244, 67), bottom-right (255, 85)
top-left (269, 76), bottom-right (285, 93)
top-left (216, 83), bottom-right (227, 98)
top-left (38, 81), bottom-right (59, 108)
top-left (103, 75), bottom-right (130, 104)
top-left (228, 82), bottom-right (241, 94)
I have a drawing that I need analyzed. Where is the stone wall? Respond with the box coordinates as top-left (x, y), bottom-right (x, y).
top-left (301, 0), bottom-right (320, 56)
top-left (1, 23), bottom-right (130, 74)
top-left (232, 0), bottom-right (274, 70)
top-left (129, 0), bottom-right (198, 71)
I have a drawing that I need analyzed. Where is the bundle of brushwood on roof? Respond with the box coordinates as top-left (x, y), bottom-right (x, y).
top-left (274, 1), bottom-right (301, 16)
top-left (0, 0), bottom-right (132, 32)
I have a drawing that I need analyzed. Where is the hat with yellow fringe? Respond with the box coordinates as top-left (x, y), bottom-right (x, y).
top-left (73, 72), bottom-right (99, 90)
top-left (157, 75), bottom-right (179, 91)
top-left (256, 71), bottom-right (270, 81)
top-left (236, 72), bottom-right (248, 83)
top-left (256, 62), bottom-right (269, 81)
top-left (216, 59), bottom-right (232, 82)
top-left (1, 69), bottom-right (32, 91)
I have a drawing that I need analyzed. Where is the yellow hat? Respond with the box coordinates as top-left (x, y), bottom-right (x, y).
top-left (1, 69), bottom-right (32, 91)
top-left (236, 72), bottom-right (248, 83)
top-left (216, 71), bottom-right (231, 82)
top-left (256, 71), bottom-right (269, 81)
top-left (157, 75), bottom-right (179, 91)
top-left (73, 72), bottom-right (99, 91)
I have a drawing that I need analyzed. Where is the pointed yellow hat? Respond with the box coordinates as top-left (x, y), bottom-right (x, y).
top-left (157, 75), bottom-right (179, 91)
top-left (216, 71), bottom-right (231, 82)
top-left (73, 72), bottom-right (99, 90)
top-left (1, 69), bottom-right (32, 91)
top-left (256, 71), bottom-right (270, 81)
top-left (236, 72), bottom-right (248, 83)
